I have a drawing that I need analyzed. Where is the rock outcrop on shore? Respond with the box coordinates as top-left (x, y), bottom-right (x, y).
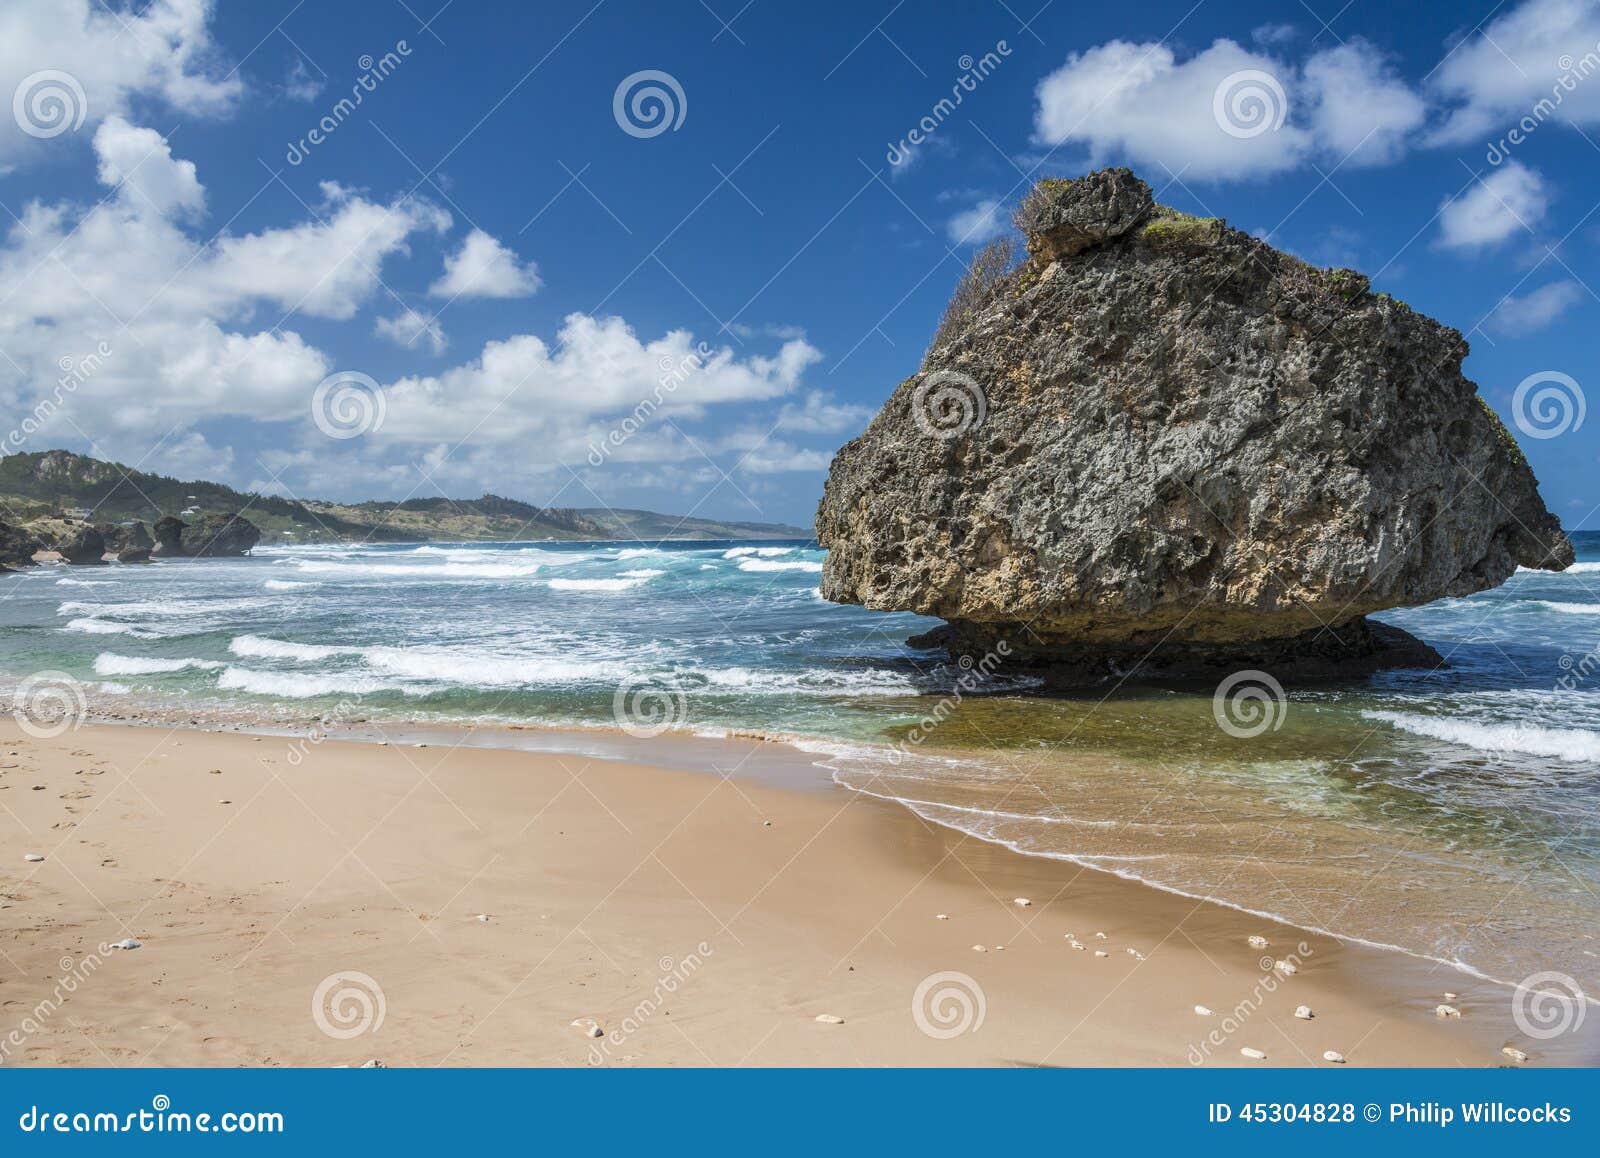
top-left (816, 168), bottom-right (1572, 682)
top-left (0, 521), bottom-right (43, 571)
top-left (153, 512), bottom-right (262, 557)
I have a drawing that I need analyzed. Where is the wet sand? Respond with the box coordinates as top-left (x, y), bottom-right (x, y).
top-left (1, 719), bottom-right (1591, 1067)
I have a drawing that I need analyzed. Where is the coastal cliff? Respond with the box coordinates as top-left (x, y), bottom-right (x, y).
top-left (816, 168), bottom-right (1573, 681)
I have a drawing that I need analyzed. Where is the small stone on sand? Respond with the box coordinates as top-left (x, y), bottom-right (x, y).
top-left (1240, 1047), bottom-right (1266, 1060)
top-left (474, 913), bottom-right (491, 922)
top-left (1323, 1051), bottom-right (1346, 1064)
top-left (1194, 1005), bottom-right (1213, 1016)
top-left (1294, 1005), bottom-right (1314, 1020)
top-left (360, 1059), bottom-right (386, 1068)
top-left (1068, 940), bottom-right (1084, 950)
top-left (1443, 991), bottom-right (1458, 1000)
top-left (109, 938), bottom-right (141, 950)
top-left (1013, 897), bottom-right (1032, 907)
top-left (1094, 932), bottom-right (1107, 940)
top-left (936, 914), bottom-right (949, 920)
top-left (1501, 1046), bottom-right (1527, 1062)
top-left (762, 819), bottom-right (773, 827)
top-left (992, 944), bottom-right (1005, 951)
top-left (571, 1017), bottom-right (603, 1038)
top-left (972, 945), bottom-right (986, 952)
top-left (1248, 935), bottom-right (1269, 949)
top-left (23, 853), bottom-right (44, 862)
top-left (814, 1014), bottom-right (845, 1025)
top-left (1274, 959), bottom-right (1297, 975)
top-left (1435, 1003), bottom-right (1461, 1018)
top-left (1094, 950), bottom-right (1109, 958)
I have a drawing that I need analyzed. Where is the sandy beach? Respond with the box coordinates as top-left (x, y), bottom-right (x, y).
top-left (2, 717), bottom-right (1588, 1068)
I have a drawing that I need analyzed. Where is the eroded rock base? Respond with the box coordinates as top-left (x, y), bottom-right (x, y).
top-left (909, 617), bottom-right (1443, 688)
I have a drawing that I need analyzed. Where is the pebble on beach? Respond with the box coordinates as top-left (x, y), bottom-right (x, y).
top-left (1194, 1005), bottom-right (1213, 1016)
top-left (1274, 959), bottom-right (1297, 975)
top-left (1323, 1051), bottom-right (1346, 1064)
top-left (1240, 1047), bottom-right (1266, 1060)
top-left (1094, 932), bottom-right (1107, 940)
top-left (972, 945), bottom-right (987, 952)
top-left (1248, 935), bottom-right (1269, 949)
top-left (1094, 950), bottom-right (1109, 958)
top-left (1501, 1046), bottom-right (1528, 1062)
top-left (23, 853), bottom-right (44, 862)
top-left (571, 1017), bottom-right (604, 1038)
top-left (1013, 898), bottom-right (1032, 907)
top-left (109, 938), bottom-right (141, 950)
top-left (1068, 940), bottom-right (1084, 950)
top-left (1435, 1003), bottom-right (1462, 1018)
top-left (814, 1014), bottom-right (845, 1025)
top-left (1293, 1005), bottom-right (1314, 1020)
top-left (936, 914), bottom-right (949, 920)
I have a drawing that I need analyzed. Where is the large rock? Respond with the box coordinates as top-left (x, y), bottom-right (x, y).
top-left (1, 521), bottom-right (44, 570)
top-left (96, 521), bottom-right (153, 553)
top-left (816, 169), bottom-right (1572, 680)
top-left (153, 512), bottom-right (261, 557)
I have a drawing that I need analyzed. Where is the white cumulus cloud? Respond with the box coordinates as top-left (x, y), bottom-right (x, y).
top-left (429, 229), bottom-right (541, 299)
top-left (1438, 162), bottom-right (1548, 249)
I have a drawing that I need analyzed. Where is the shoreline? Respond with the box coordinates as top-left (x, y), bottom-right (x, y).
top-left (4, 717), bottom-right (1593, 1067)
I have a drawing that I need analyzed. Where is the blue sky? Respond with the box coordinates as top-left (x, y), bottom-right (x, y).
top-left (1, 0), bottom-right (1597, 529)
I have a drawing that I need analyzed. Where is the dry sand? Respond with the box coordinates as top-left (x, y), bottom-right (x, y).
top-left (1, 719), bottom-right (1591, 1067)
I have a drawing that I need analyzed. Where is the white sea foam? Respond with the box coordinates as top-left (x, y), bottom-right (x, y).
top-left (216, 667), bottom-right (411, 699)
top-left (63, 618), bottom-right (158, 638)
top-left (361, 647), bottom-right (631, 687)
top-left (93, 653), bottom-right (224, 676)
top-left (1519, 561), bottom-right (1600, 574)
top-left (1532, 600), bottom-right (1600, 615)
top-left (294, 560), bottom-right (544, 579)
top-left (1364, 710), bottom-right (1600, 763)
top-left (615, 569), bottom-right (664, 579)
top-left (737, 558), bottom-right (822, 573)
top-left (58, 597), bottom-right (267, 618)
top-left (548, 577), bottom-right (647, 592)
top-left (723, 546), bottom-right (794, 559)
top-left (55, 577), bottom-right (112, 587)
top-left (229, 635), bottom-right (355, 662)
top-left (263, 579), bottom-right (317, 591)
top-left (616, 548), bottom-right (665, 559)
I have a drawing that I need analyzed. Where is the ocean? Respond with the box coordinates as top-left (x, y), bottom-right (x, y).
top-left (2, 532), bottom-right (1597, 993)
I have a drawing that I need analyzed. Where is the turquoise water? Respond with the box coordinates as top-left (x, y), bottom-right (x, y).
top-left (2, 533), bottom-right (1598, 993)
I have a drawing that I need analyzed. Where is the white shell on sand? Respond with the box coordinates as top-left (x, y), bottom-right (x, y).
top-left (23, 853), bottom-right (44, 862)
top-left (1435, 1003), bottom-right (1462, 1018)
top-left (1294, 1005), bottom-right (1314, 1020)
top-left (992, 944), bottom-right (1005, 951)
top-left (1240, 1047), bottom-right (1266, 1060)
top-left (359, 1059), bottom-right (386, 1068)
top-left (1501, 1046), bottom-right (1528, 1062)
top-left (1094, 950), bottom-right (1109, 958)
top-left (972, 945), bottom-right (987, 952)
top-left (1094, 931), bottom-right (1107, 939)
top-left (936, 914), bottom-right (949, 920)
top-left (1194, 1005), bottom-right (1213, 1016)
top-left (1013, 897), bottom-right (1032, 907)
top-left (1068, 940), bottom-right (1084, 950)
top-left (1323, 1050), bottom-right (1346, 1064)
top-left (1125, 948), bottom-right (1144, 959)
top-left (814, 1014), bottom-right (845, 1025)
top-left (1444, 991), bottom-right (1459, 1000)
top-left (571, 1017), bottom-right (604, 1038)
top-left (109, 938), bottom-right (140, 950)
top-left (1248, 935), bottom-right (1269, 949)
top-left (1274, 959), bottom-right (1297, 975)
top-left (474, 913), bottom-right (491, 922)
